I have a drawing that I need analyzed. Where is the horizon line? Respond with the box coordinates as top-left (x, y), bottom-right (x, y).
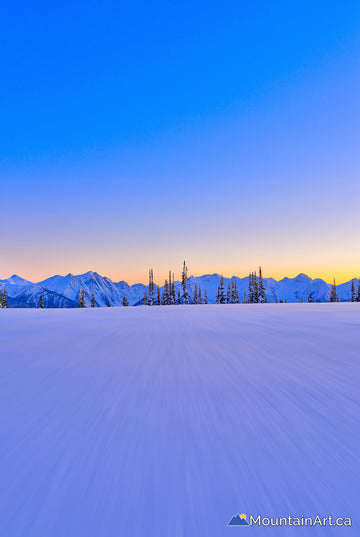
top-left (2, 269), bottom-right (359, 287)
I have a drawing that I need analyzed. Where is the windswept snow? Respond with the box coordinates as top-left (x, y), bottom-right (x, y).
top-left (0, 304), bottom-right (358, 536)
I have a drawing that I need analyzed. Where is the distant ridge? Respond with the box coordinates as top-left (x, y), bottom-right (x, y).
top-left (1, 271), bottom-right (358, 308)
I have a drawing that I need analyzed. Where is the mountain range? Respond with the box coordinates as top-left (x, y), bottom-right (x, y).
top-left (0, 271), bottom-right (357, 308)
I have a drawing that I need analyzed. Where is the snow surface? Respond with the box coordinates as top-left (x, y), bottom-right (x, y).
top-left (0, 304), bottom-right (358, 536)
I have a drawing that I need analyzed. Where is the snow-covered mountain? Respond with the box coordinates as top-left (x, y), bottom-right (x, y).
top-left (1, 271), bottom-right (357, 308)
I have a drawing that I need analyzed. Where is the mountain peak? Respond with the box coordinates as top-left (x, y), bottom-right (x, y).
top-left (7, 274), bottom-right (32, 284)
top-left (295, 273), bottom-right (312, 281)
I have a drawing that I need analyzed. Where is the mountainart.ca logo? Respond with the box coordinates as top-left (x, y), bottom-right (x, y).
top-left (227, 513), bottom-right (352, 527)
top-left (228, 514), bottom-right (249, 526)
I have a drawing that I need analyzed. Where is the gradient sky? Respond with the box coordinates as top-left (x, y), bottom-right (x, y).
top-left (1, 0), bottom-right (360, 284)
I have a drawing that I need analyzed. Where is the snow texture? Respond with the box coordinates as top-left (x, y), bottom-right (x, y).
top-left (0, 304), bottom-right (358, 536)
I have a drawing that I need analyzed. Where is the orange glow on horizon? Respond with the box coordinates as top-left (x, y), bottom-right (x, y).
top-left (6, 266), bottom-right (359, 287)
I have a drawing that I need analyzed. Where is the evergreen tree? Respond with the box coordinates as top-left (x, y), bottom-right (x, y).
top-left (122, 295), bottom-right (129, 306)
top-left (198, 285), bottom-right (202, 305)
top-left (253, 271), bottom-right (259, 303)
top-left (329, 279), bottom-right (337, 302)
top-left (357, 279), bottom-right (360, 303)
top-left (39, 295), bottom-right (44, 308)
top-left (162, 280), bottom-right (170, 305)
top-left (258, 266), bottom-right (266, 303)
top-left (193, 283), bottom-right (198, 304)
top-left (216, 276), bottom-right (226, 304)
top-left (176, 290), bottom-right (181, 305)
top-left (107, 301), bottom-right (111, 307)
top-left (181, 260), bottom-right (190, 304)
top-left (231, 280), bottom-right (240, 304)
top-left (204, 290), bottom-right (208, 304)
top-left (79, 288), bottom-right (86, 308)
top-left (351, 279), bottom-right (356, 302)
top-left (143, 292), bottom-right (148, 306)
top-left (156, 284), bottom-right (161, 305)
top-left (90, 292), bottom-right (96, 307)
top-left (168, 271), bottom-right (175, 305)
top-left (171, 272), bottom-right (176, 304)
top-left (307, 292), bottom-right (313, 303)
top-left (226, 283), bottom-right (231, 304)
top-left (1, 284), bottom-right (8, 308)
top-left (148, 268), bottom-right (155, 305)
top-left (248, 273), bottom-right (254, 303)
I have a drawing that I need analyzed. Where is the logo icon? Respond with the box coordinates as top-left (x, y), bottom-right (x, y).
top-left (228, 514), bottom-right (249, 526)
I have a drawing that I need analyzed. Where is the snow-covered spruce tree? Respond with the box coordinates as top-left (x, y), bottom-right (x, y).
top-left (0, 284), bottom-right (8, 308)
top-left (243, 290), bottom-right (247, 304)
top-left (193, 283), bottom-right (198, 304)
top-left (0, 285), bottom-right (4, 308)
top-left (107, 301), bottom-right (111, 307)
top-left (351, 279), bottom-right (356, 302)
top-left (357, 279), bottom-right (360, 302)
top-left (143, 292), bottom-right (148, 306)
top-left (171, 272), bottom-right (176, 304)
top-left (248, 273), bottom-right (254, 303)
top-left (181, 261), bottom-right (190, 304)
top-left (156, 284), bottom-right (161, 305)
top-left (122, 295), bottom-right (129, 306)
top-left (39, 295), bottom-right (44, 308)
top-left (90, 292), bottom-right (96, 307)
top-left (232, 280), bottom-right (240, 303)
top-left (79, 288), bottom-right (86, 308)
top-left (204, 290), bottom-right (208, 304)
top-left (176, 290), bottom-right (181, 305)
top-left (253, 271), bottom-right (259, 303)
top-left (167, 271), bottom-right (175, 305)
top-left (226, 283), bottom-right (231, 304)
top-left (162, 280), bottom-right (169, 305)
top-left (148, 268), bottom-right (155, 306)
top-left (308, 292), bottom-right (313, 303)
top-left (329, 279), bottom-right (337, 302)
top-left (216, 276), bottom-right (226, 304)
top-left (198, 285), bottom-right (202, 304)
top-left (258, 266), bottom-right (266, 303)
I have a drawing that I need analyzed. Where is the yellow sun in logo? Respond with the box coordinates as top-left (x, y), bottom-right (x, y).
top-left (240, 514), bottom-right (246, 519)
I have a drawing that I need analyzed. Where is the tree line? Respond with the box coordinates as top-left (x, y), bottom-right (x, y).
top-left (72, 267), bottom-right (360, 308)
top-left (2, 265), bottom-right (359, 309)
top-left (77, 262), bottom-right (269, 307)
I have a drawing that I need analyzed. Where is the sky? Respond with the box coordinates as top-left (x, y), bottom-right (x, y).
top-left (1, 0), bottom-right (360, 284)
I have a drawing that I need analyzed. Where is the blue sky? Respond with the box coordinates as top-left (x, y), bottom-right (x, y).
top-left (1, 1), bottom-right (360, 283)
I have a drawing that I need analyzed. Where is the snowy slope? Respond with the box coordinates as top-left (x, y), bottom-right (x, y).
top-left (36, 271), bottom-right (336, 306)
top-left (37, 271), bottom-right (147, 307)
top-left (0, 304), bottom-right (358, 536)
top-left (1, 271), bottom-right (358, 307)
top-left (0, 274), bottom-right (34, 297)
